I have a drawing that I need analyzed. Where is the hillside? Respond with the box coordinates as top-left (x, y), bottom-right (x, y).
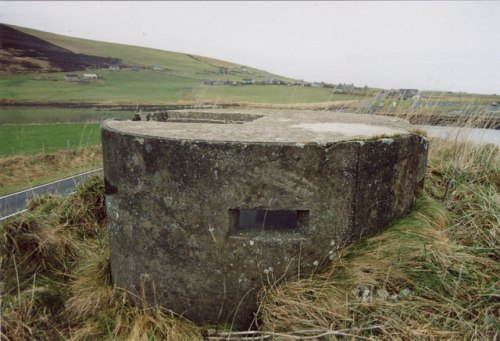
top-left (0, 24), bottom-right (364, 106)
top-left (1, 24), bottom-right (288, 81)
top-left (0, 24), bottom-right (121, 73)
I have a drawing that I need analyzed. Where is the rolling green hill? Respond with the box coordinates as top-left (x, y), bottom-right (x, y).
top-left (10, 24), bottom-right (259, 77)
top-left (0, 24), bottom-right (362, 106)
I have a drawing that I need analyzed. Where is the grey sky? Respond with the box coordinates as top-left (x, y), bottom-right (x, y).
top-left (1, 1), bottom-right (499, 94)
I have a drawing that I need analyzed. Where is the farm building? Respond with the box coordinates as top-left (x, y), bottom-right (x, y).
top-left (335, 83), bottom-right (355, 94)
top-left (263, 78), bottom-right (281, 85)
top-left (64, 74), bottom-right (79, 81)
top-left (151, 64), bottom-right (163, 71)
top-left (204, 79), bottom-right (224, 86)
top-left (108, 64), bottom-right (121, 71)
top-left (400, 89), bottom-right (419, 100)
top-left (241, 78), bottom-right (254, 85)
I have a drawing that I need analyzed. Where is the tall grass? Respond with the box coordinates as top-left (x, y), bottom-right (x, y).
top-left (354, 89), bottom-right (500, 129)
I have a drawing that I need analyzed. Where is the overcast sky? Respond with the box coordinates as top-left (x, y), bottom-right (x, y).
top-left (1, 1), bottom-right (499, 94)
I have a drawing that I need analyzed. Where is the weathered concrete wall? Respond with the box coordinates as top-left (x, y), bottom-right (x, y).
top-left (102, 109), bottom-right (428, 328)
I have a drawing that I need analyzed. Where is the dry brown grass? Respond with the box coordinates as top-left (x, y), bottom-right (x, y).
top-left (64, 243), bottom-right (202, 341)
top-left (355, 92), bottom-right (500, 129)
top-left (258, 198), bottom-right (453, 337)
top-left (0, 145), bottom-right (102, 195)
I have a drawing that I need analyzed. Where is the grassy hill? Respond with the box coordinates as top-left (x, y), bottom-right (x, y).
top-left (0, 24), bottom-right (121, 73)
top-left (1, 24), bottom-right (365, 106)
top-left (2, 24), bottom-right (273, 78)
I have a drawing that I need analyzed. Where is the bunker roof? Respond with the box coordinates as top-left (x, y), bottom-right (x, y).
top-left (103, 109), bottom-right (414, 145)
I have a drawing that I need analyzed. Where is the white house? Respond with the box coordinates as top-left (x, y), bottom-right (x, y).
top-left (83, 74), bottom-right (98, 80)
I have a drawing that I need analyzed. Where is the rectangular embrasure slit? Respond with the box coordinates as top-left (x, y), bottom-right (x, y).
top-left (230, 209), bottom-right (309, 231)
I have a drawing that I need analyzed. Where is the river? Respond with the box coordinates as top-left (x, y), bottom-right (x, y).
top-left (416, 125), bottom-right (500, 147)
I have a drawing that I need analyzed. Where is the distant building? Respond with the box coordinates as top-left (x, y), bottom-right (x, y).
top-left (83, 73), bottom-right (98, 80)
top-left (335, 83), bottom-right (355, 94)
top-left (204, 79), bottom-right (224, 86)
top-left (64, 74), bottom-right (79, 81)
top-left (151, 64), bottom-right (163, 71)
top-left (241, 78), bottom-right (254, 85)
top-left (263, 78), bottom-right (281, 85)
top-left (400, 89), bottom-right (419, 100)
top-left (109, 64), bottom-right (121, 71)
top-left (311, 82), bottom-right (324, 88)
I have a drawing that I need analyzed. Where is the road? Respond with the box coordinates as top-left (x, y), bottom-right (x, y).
top-left (0, 168), bottom-right (103, 221)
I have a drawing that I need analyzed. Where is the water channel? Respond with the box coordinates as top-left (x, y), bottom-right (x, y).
top-left (416, 125), bottom-right (500, 147)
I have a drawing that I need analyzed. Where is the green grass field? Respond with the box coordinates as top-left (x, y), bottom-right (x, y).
top-left (192, 84), bottom-right (360, 104)
top-left (0, 123), bottom-right (101, 157)
top-left (0, 107), bottom-right (134, 124)
top-left (0, 70), bottom-right (363, 104)
top-left (0, 70), bottom-right (201, 102)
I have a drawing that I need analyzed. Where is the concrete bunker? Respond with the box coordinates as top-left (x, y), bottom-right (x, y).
top-left (102, 109), bottom-right (428, 327)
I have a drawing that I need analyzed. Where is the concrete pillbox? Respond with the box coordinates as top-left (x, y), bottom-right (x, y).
top-left (101, 109), bottom-right (428, 327)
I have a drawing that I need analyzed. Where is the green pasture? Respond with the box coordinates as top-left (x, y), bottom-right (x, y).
top-left (0, 71), bottom-right (363, 104)
top-left (0, 107), bottom-right (134, 124)
top-left (192, 85), bottom-right (361, 104)
top-left (0, 71), bottom-right (201, 102)
top-left (0, 123), bottom-right (101, 157)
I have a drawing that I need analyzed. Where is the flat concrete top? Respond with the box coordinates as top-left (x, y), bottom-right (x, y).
top-left (103, 109), bottom-right (413, 144)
